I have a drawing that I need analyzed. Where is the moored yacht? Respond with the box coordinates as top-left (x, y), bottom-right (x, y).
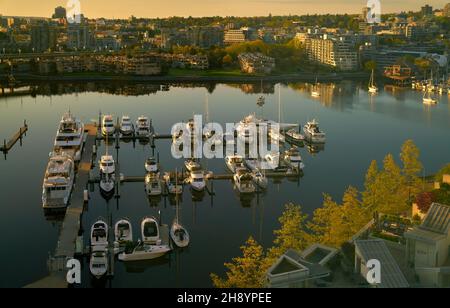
top-left (101, 115), bottom-right (115, 136)
top-left (145, 173), bottom-right (162, 196)
top-left (283, 147), bottom-right (305, 171)
top-left (54, 112), bottom-right (85, 162)
top-left (136, 116), bottom-right (151, 137)
top-left (120, 116), bottom-right (134, 136)
top-left (284, 129), bottom-right (305, 146)
top-left (99, 154), bottom-right (115, 195)
top-left (185, 158), bottom-right (200, 172)
top-left (188, 169), bottom-right (206, 192)
top-left (303, 119), bottom-right (326, 143)
top-left (163, 172), bottom-right (183, 195)
top-left (42, 153), bottom-right (75, 209)
top-left (145, 157), bottom-right (159, 174)
top-left (368, 69), bottom-right (378, 94)
top-left (233, 168), bottom-right (256, 194)
top-left (225, 155), bottom-right (245, 173)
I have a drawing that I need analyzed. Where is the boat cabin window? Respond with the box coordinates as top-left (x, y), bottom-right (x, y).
top-left (143, 222), bottom-right (158, 237)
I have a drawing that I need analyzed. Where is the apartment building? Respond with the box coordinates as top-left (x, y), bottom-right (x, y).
top-left (238, 52), bottom-right (275, 74)
top-left (305, 34), bottom-right (358, 71)
top-left (224, 27), bottom-right (255, 45)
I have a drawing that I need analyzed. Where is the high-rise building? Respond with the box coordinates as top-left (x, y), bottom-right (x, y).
top-left (52, 6), bottom-right (67, 19)
top-left (421, 5), bottom-right (433, 16)
top-left (67, 24), bottom-right (92, 50)
top-left (305, 34), bottom-right (358, 71)
top-left (224, 27), bottom-right (255, 45)
top-left (31, 22), bottom-right (57, 52)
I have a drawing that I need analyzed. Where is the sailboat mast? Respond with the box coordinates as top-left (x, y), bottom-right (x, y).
top-left (175, 168), bottom-right (179, 224)
top-left (278, 84), bottom-right (281, 124)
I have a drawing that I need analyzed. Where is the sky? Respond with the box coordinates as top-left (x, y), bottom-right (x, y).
top-left (1, 0), bottom-right (449, 18)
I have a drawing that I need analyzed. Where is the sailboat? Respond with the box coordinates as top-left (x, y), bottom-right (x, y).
top-left (368, 69), bottom-right (378, 94)
top-left (257, 80), bottom-right (266, 107)
top-left (170, 170), bottom-right (190, 248)
top-left (423, 78), bottom-right (438, 105)
top-left (311, 77), bottom-right (320, 98)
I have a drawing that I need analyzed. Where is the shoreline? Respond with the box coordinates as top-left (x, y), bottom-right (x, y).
top-left (0, 72), bottom-right (370, 84)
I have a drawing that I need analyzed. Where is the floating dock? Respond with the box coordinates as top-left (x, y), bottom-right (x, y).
top-left (0, 121), bottom-right (28, 154)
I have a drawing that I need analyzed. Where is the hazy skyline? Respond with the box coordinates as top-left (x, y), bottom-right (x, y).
top-left (1, 0), bottom-right (449, 18)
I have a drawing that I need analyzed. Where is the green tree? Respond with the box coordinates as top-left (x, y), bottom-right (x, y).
top-left (308, 194), bottom-right (340, 246)
top-left (362, 160), bottom-right (379, 211)
top-left (400, 139), bottom-right (423, 200)
top-left (211, 237), bottom-right (266, 288)
top-left (364, 60), bottom-right (377, 72)
top-left (267, 203), bottom-right (310, 263)
top-left (377, 154), bottom-right (408, 214)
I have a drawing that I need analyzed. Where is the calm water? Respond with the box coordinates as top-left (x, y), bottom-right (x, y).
top-left (0, 81), bottom-right (449, 288)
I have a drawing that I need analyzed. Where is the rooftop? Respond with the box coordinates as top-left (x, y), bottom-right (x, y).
top-left (355, 239), bottom-right (409, 288)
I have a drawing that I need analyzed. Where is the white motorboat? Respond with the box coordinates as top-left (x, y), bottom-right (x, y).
top-left (91, 219), bottom-right (108, 249)
top-left (145, 173), bottom-right (162, 196)
top-left (101, 114), bottom-right (115, 136)
top-left (120, 115), bottom-right (134, 136)
top-left (99, 154), bottom-right (115, 194)
top-left (284, 129), bottom-right (305, 146)
top-left (252, 169), bottom-right (268, 190)
top-left (188, 169), bottom-right (206, 192)
top-left (303, 119), bottom-right (326, 143)
top-left (90, 247), bottom-right (108, 279)
top-left (136, 116), bottom-right (151, 137)
top-left (170, 221), bottom-right (190, 248)
top-left (163, 172), bottom-right (183, 195)
top-left (236, 114), bottom-right (264, 145)
top-left (100, 154), bottom-right (115, 175)
top-left (114, 219), bottom-right (133, 244)
top-left (118, 242), bottom-right (171, 262)
top-left (141, 217), bottom-right (161, 245)
top-left (185, 159), bottom-right (201, 172)
top-left (225, 155), bottom-right (245, 173)
top-left (233, 168), bottom-right (256, 194)
top-left (368, 69), bottom-right (378, 94)
top-left (53, 112), bottom-right (85, 162)
top-left (145, 157), bottom-right (159, 174)
top-left (42, 153), bottom-right (75, 209)
top-left (283, 147), bottom-right (305, 171)
top-left (423, 84), bottom-right (438, 105)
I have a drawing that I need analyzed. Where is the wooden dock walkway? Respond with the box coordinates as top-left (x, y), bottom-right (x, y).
top-left (25, 124), bottom-right (97, 288)
top-left (0, 121), bottom-right (28, 153)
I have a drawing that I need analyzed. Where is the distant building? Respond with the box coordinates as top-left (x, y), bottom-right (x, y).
top-left (52, 6), bottom-right (67, 19)
top-left (31, 22), bottom-right (57, 52)
top-left (67, 24), bottom-right (91, 50)
top-left (224, 27), bottom-right (255, 45)
top-left (186, 26), bottom-right (223, 48)
top-left (405, 203), bottom-right (450, 287)
top-left (238, 52), bottom-right (275, 74)
top-left (421, 5), bottom-right (433, 17)
top-left (305, 34), bottom-right (358, 71)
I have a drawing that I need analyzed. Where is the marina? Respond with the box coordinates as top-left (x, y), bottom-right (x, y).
top-left (0, 121), bottom-right (28, 157)
top-left (1, 81), bottom-right (450, 288)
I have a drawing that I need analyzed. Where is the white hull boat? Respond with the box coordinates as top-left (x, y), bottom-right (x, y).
top-left (118, 243), bottom-right (170, 261)
top-left (101, 114), bottom-right (115, 136)
top-left (225, 155), bottom-right (245, 173)
top-left (145, 173), bottom-right (162, 196)
top-left (304, 119), bottom-right (326, 144)
top-left (170, 222), bottom-right (190, 248)
top-left (120, 116), bottom-right (134, 136)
